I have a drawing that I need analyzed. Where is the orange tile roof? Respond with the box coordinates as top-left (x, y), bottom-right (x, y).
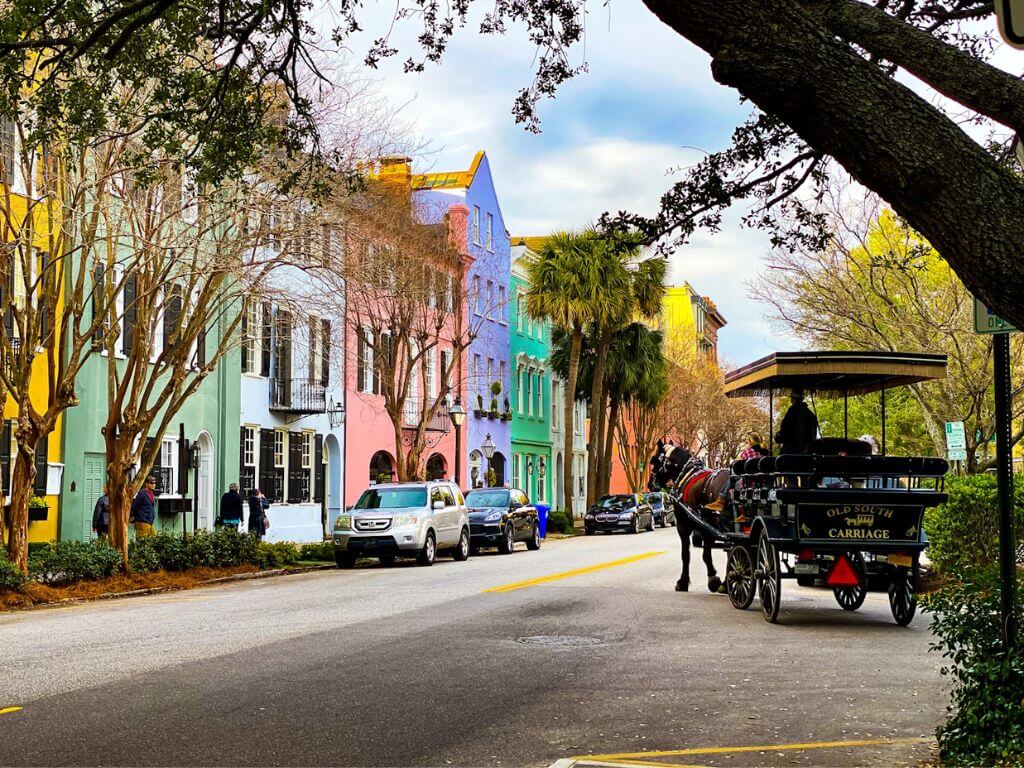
top-left (412, 150), bottom-right (486, 190)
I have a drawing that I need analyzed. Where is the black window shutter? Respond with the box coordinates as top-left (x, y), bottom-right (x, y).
top-left (307, 319), bottom-right (316, 384)
top-left (37, 252), bottom-right (49, 345)
top-left (287, 432), bottom-right (303, 503)
top-left (374, 332), bottom-right (385, 396)
top-left (163, 284), bottom-right (182, 354)
top-left (240, 299), bottom-right (248, 372)
top-left (0, 420), bottom-right (10, 497)
top-left (239, 427), bottom-right (254, 498)
top-left (259, 428), bottom-right (277, 501)
top-left (122, 272), bottom-right (137, 355)
top-left (321, 319), bottom-right (330, 387)
top-left (356, 329), bottom-right (365, 393)
top-left (314, 434), bottom-right (324, 503)
top-left (260, 301), bottom-right (272, 376)
top-left (92, 266), bottom-right (104, 343)
top-left (33, 434), bottom-right (48, 496)
top-left (196, 323), bottom-right (206, 368)
top-left (146, 436), bottom-right (163, 495)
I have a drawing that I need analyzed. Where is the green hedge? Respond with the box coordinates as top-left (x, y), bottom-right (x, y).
top-left (923, 474), bottom-right (1024, 574)
top-left (127, 529), bottom-right (262, 573)
top-left (0, 550), bottom-right (25, 590)
top-left (298, 541), bottom-right (334, 561)
top-left (545, 508), bottom-right (575, 535)
top-left (255, 541), bottom-right (301, 569)
top-left (923, 566), bottom-right (1024, 766)
top-left (28, 540), bottom-right (122, 585)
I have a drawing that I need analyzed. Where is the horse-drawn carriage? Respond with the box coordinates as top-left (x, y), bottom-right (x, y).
top-left (652, 351), bottom-right (949, 626)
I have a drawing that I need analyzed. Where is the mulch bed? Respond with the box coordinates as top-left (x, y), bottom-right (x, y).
top-left (0, 565), bottom-right (260, 611)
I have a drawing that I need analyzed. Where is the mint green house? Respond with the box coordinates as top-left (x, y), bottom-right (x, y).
top-left (508, 241), bottom-right (553, 506)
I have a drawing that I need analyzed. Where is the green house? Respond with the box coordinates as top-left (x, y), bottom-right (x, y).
top-left (508, 243), bottom-right (553, 506)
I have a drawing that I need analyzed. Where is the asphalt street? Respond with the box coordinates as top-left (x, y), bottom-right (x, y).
top-left (0, 528), bottom-right (945, 767)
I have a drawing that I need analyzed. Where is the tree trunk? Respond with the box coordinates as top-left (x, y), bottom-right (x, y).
top-left (642, 0), bottom-right (1024, 331)
top-left (6, 443), bottom-right (34, 574)
top-left (106, 426), bottom-right (141, 568)
top-left (586, 325), bottom-right (612, 508)
top-left (563, 327), bottom-right (583, 517)
top-left (107, 475), bottom-right (133, 567)
top-left (601, 394), bottom-right (620, 496)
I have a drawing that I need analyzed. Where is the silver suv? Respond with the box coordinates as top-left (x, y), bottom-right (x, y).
top-left (333, 481), bottom-right (470, 568)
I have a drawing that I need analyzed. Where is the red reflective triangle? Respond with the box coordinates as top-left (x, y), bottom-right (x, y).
top-left (827, 555), bottom-right (861, 588)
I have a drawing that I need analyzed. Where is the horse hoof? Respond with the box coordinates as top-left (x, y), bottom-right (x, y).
top-left (675, 580), bottom-right (689, 592)
top-left (707, 576), bottom-right (723, 593)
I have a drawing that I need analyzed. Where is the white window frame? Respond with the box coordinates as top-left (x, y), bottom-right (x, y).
top-left (426, 348), bottom-right (438, 400)
top-left (472, 205), bottom-right (481, 244)
top-left (472, 354), bottom-right (481, 404)
top-left (486, 280), bottom-right (494, 319)
top-left (526, 368), bottom-right (534, 416)
top-left (499, 360), bottom-right (507, 402)
top-left (536, 371), bottom-right (543, 417)
top-left (309, 314), bottom-right (321, 383)
top-left (498, 286), bottom-right (506, 324)
top-left (361, 325), bottom-right (374, 393)
top-left (515, 289), bottom-right (524, 334)
top-left (243, 299), bottom-right (260, 373)
top-left (486, 212), bottom-right (493, 251)
top-left (160, 436), bottom-right (180, 498)
top-left (473, 275), bottom-right (482, 315)
top-left (274, 430), bottom-right (286, 468)
top-left (243, 426), bottom-right (256, 467)
top-left (511, 452), bottom-right (521, 489)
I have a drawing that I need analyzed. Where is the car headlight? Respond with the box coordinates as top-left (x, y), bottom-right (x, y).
top-left (484, 511), bottom-right (503, 523)
top-left (585, 512), bottom-right (595, 519)
top-left (619, 510), bottom-right (635, 519)
top-left (335, 515), bottom-right (352, 531)
top-left (392, 514), bottom-right (419, 527)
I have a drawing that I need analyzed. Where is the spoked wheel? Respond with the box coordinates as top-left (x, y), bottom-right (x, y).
top-left (889, 560), bottom-right (919, 626)
top-left (833, 551), bottom-right (867, 611)
top-left (726, 545), bottom-right (755, 610)
top-left (757, 536), bottom-right (782, 624)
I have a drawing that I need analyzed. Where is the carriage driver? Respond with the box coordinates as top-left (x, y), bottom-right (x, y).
top-left (776, 389), bottom-right (819, 454)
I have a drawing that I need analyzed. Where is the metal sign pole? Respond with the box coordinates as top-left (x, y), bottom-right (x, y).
top-left (993, 333), bottom-right (1017, 648)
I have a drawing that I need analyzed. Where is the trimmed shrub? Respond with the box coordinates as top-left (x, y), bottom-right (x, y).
top-left (298, 541), bottom-right (333, 561)
top-left (127, 537), bottom-right (161, 573)
top-left (923, 566), bottom-right (1024, 766)
top-left (208, 528), bottom-right (259, 567)
top-left (28, 540), bottom-right (122, 585)
top-left (0, 550), bottom-right (25, 591)
top-left (924, 474), bottom-right (1024, 574)
top-left (256, 541), bottom-right (300, 569)
top-left (545, 508), bottom-right (576, 535)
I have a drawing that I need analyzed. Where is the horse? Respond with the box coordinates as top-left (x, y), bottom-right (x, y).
top-left (648, 444), bottom-right (731, 593)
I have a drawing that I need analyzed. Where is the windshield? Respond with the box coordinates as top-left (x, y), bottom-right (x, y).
top-left (597, 495), bottom-right (634, 508)
top-left (465, 490), bottom-right (509, 507)
top-left (644, 493), bottom-right (662, 505)
top-left (354, 487), bottom-right (427, 510)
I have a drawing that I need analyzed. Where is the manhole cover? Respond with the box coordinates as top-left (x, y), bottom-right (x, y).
top-left (514, 635), bottom-right (606, 648)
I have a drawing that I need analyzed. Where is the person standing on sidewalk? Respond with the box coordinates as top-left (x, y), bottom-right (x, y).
top-left (217, 482), bottom-right (244, 530)
top-left (92, 489), bottom-right (111, 538)
top-left (247, 488), bottom-right (269, 539)
top-left (130, 476), bottom-right (157, 538)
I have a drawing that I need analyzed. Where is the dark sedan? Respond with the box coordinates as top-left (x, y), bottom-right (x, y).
top-left (465, 487), bottom-right (541, 554)
top-left (584, 494), bottom-right (655, 535)
top-left (645, 491), bottom-right (676, 527)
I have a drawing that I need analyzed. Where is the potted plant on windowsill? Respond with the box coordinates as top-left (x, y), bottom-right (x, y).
top-left (28, 496), bottom-right (49, 521)
top-left (500, 396), bottom-right (512, 422)
top-left (488, 381), bottom-right (502, 418)
top-left (473, 393), bottom-right (487, 418)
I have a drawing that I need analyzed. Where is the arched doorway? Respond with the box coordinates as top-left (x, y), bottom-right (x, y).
top-left (555, 452), bottom-right (564, 510)
top-left (426, 453), bottom-right (447, 480)
top-left (469, 450), bottom-right (482, 488)
top-left (369, 451), bottom-right (395, 484)
top-left (194, 431), bottom-right (215, 531)
top-left (490, 451), bottom-right (506, 487)
top-left (325, 434), bottom-right (342, 530)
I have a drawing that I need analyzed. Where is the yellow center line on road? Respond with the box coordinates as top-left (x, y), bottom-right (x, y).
top-left (483, 551), bottom-right (667, 593)
top-left (0, 707), bottom-right (22, 716)
top-left (579, 736), bottom-right (932, 761)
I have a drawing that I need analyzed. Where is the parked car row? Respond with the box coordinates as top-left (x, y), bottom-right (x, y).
top-left (583, 492), bottom-right (675, 536)
top-left (332, 481), bottom-right (541, 568)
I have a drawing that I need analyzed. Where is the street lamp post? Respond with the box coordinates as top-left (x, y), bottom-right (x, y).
top-left (482, 433), bottom-right (496, 486)
top-left (448, 397), bottom-right (466, 488)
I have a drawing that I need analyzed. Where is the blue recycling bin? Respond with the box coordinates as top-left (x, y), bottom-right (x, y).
top-left (535, 504), bottom-right (550, 538)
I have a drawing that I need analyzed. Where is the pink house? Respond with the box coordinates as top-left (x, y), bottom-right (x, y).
top-left (343, 160), bottom-right (472, 505)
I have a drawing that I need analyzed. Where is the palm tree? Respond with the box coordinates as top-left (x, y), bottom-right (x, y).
top-left (525, 231), bottom-right (610, 518)
top-left (585, 239), bottom-right (666, 507)
top-left (602, 323), bottom-right (668, 495)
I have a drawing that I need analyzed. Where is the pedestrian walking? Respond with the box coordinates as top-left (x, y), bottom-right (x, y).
top-left (248, 488), bottom-right (270, 538)
top-left (92, 489), bottom-right (110, 538)
top-left (217, 482), bottom-right (244, 529)
top-left (129, 476), bottom-right (157, 538)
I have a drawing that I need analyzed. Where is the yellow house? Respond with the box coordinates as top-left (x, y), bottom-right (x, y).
top-left (658, 283), bottom-right (726, 364)
top-left (1, 117), bottom-right (64, 544)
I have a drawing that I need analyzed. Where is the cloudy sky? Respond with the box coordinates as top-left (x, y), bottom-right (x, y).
top-left (330, 2), bottom-right (811, 365)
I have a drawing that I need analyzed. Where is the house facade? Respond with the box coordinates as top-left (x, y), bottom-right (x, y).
top-left (413, 152), bottom-right (511, 489)
top-left (551, 377), bottom-right (589, 518)
top-left (508, 242), bottom-right (552, 505)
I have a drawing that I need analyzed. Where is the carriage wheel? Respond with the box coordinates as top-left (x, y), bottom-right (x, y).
top-left (833, 551), bottom-right (867, 612)
top-left (889, 560), bottom-right (918, 626)
top-left (756, 535), bottom-right (782, 624)
top-left (726, 545), bottom-right (755, 610)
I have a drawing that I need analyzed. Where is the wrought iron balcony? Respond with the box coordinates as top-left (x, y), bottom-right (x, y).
top-left (401, 397), bottom-right (451, 433)
top-left (270, 377), bottom-right (327, 414)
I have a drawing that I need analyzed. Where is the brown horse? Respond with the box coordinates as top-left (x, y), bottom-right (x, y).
top-left (648, 444), bottom-right (730, 593)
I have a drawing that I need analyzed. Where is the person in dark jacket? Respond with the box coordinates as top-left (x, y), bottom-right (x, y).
top-left (247, 488), bottom-right (269, 538)
top-left (130, 476), bottom-right (157, 538)
top-left (218, 482), bottom-right (244, 529)
top-left (775, 391), bottom-right (819, 454)
top-left (92, 490), bottom-right (111, 538)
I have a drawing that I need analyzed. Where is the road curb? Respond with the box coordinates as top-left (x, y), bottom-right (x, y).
top-left (13, 564), bottom-right (336, 612)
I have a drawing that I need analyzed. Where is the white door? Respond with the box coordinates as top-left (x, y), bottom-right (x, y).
top-left (195, 432), bottom-right (214, 530)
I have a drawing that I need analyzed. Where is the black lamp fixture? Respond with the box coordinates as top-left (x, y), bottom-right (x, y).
top-left (448, 397), bottom-right (466, 428)
top-left (482, 433), bottom-right (496, 461)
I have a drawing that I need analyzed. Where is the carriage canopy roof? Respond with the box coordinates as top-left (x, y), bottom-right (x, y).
top-left (723, 351), bottom-right (947, 398)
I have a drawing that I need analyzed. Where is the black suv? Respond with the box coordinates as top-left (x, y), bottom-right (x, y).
top-left (465, 487), bottom-right (541, 554)
top-left (584, 494), bottom-right (655, 535)
top-left (644, 491), bottom-right (675, 527)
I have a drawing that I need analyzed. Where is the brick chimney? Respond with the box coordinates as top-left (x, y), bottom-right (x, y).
top-left (446, 203), bottom-right (469, 254)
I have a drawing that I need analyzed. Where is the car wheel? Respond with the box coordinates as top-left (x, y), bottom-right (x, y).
top-left (378, 554), bottom-right (395, 567)
top-left (452, 528), bottom-right (470, 561)
top-left (646, 514), bottom-right (655, 532)
top-left (417, 531), bottom-right (436, 566)
top-left (659, 516), bottom-right (666, 528)
top-left (335, 552), bottom-right (356, 569)
top-left (498, 525), bottom-right (515, 554)
top-left (526, 523), bottom-right (541, 550)
top-left (630, 517), bottom-right (640, 535)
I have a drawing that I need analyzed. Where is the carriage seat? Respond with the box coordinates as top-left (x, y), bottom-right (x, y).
top-left (808, 437), bottom-right (872, 456)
